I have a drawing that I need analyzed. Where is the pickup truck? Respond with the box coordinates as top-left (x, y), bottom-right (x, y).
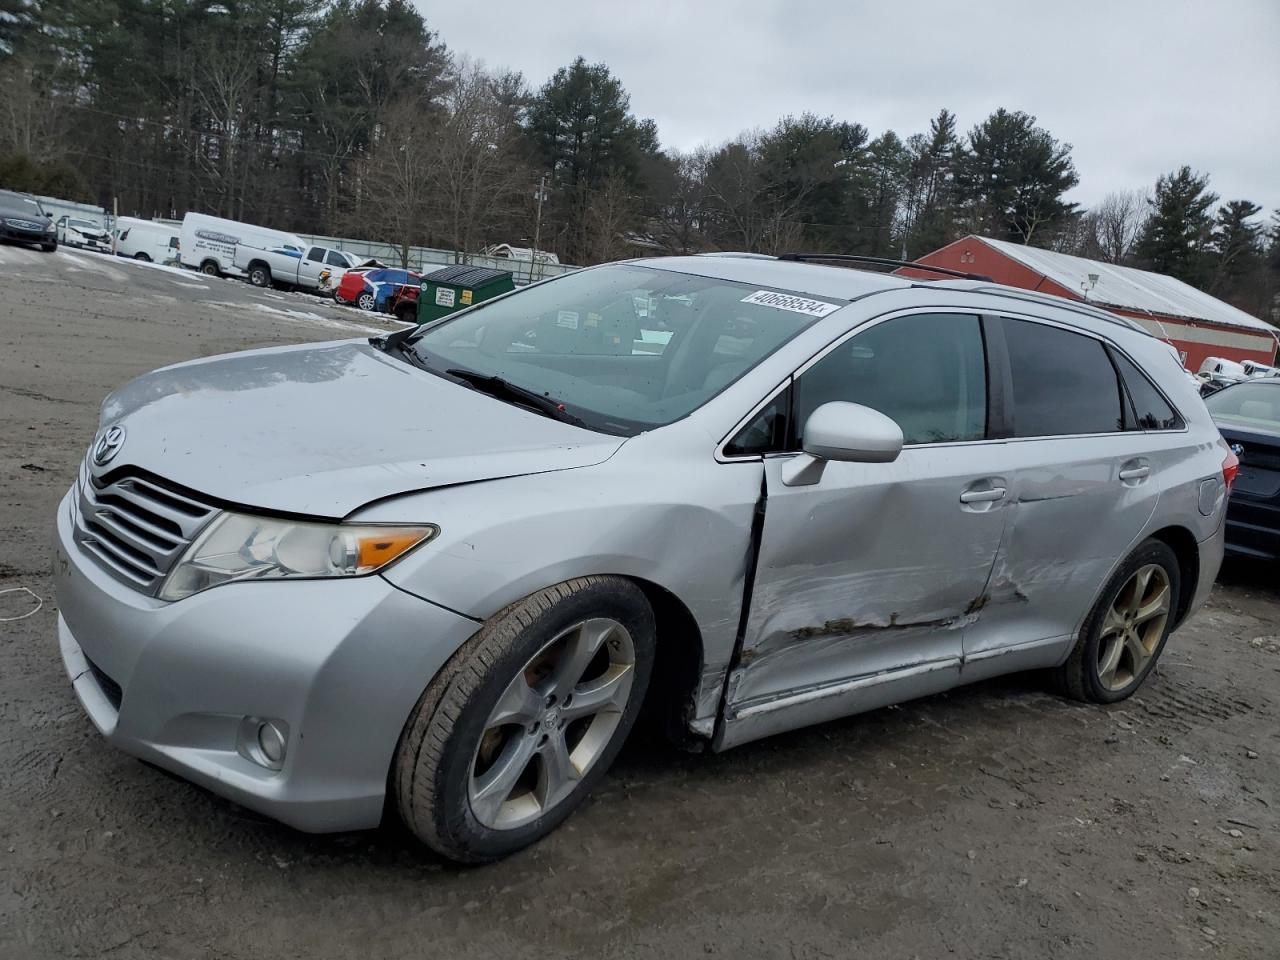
top-left (233, 242), bottom-right (360, 292)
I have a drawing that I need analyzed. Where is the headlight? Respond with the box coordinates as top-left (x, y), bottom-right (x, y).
top-left (159, 512), bottom-right (436, 601)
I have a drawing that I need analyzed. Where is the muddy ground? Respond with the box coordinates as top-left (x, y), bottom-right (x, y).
top-left (1, 245), bottom-right (1277, 959)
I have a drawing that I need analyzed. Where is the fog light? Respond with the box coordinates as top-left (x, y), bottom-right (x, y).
top-left (237, 715), bottom-right (288, 771)
top-left (257, 721), bottom-right (286, 765)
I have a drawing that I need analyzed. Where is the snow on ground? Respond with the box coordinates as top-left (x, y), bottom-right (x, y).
top-left (58, 248), bottom-right (131, 282)
top-left (247, 301), bottom-right (383, 335)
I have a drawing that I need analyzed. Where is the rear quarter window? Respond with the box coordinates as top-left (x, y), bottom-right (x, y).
top-left (1110, 349), bottom-right (1184, 430)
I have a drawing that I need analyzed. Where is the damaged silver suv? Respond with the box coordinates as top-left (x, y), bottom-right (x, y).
top-left (54, 254), bottom-right (1231, 862)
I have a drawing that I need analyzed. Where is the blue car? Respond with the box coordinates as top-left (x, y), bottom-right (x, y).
top-left (337, 267), bottom-right (420, 312)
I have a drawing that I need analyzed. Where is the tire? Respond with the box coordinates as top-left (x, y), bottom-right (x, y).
top-left (133, 252), bottom-right (152, 262)
top-left (1054, 538), bottom-right (1181, 704)
top-left (40, 242), bottom-right (56, 253)
top-left (248, 264), bottom-right (271, 287)
top-left (356, 291), bottom-right (376, 311)
top-left (395, 303), bottom-right (417, 324)
top-left (200, 260), bottom-right (221, 277)
top-left (393, 576), bottom-right (656, 863)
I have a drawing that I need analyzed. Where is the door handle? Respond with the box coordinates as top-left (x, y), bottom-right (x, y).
top-left (1119, 465), bottom-right (1150, 482)
top-left (959, 487), bottom-right (1006, 504)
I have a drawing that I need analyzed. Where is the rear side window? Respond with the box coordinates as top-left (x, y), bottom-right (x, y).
top-left (1111, 350), bottom-right (1184, 430)
top-left (1003, 318), bottom-right (1123, 437)
top-left (794, 313), bottom-right (988, 446)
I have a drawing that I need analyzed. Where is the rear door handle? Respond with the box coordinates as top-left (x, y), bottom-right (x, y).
top-left (1119, 463), bottom-right (1151, 482)
top-left (959, 487), bottom-right (1007, 504)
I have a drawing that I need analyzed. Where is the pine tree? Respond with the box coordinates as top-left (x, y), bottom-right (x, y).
top-left (1134, 166), bottom-right (1218, 287)
top-left (901, 108), bottom-right (959, 257)
top-left (526, 57), bottom-right (658, 262)
top-left (1209, 199), bottom-right (1263, 293)
top-left (954, 108), bottom-right (1078, 246)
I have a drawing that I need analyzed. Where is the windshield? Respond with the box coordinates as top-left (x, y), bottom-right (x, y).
top-left (406, 263), bottom-right (841, 435)
top-left (1206, 381), bottom-right (1280, 430)
top-left (0, 191), bottom-right (42, 213)
top-left (70, 219), bottom-right (98, 230)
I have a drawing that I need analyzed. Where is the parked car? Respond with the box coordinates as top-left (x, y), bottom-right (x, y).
top-left (234, 242), bottom-right (360, 292)
top-left (0, 189), bottom-right (57, 251)
top-left (54, 254), bottom-right (1230, 863)
top-left (56, 215), bottom-right (111, 253)
top-left (387, 284), bottom-right (420, 324)
top-left (113, 217), bottom-right (180, 262)
top-left (178, 212), bottom-right (304, 278)
top-left (319, 257), bottom-right (385, 298)
top-left (335, 266), bottom-right (420, 311)
top-left (1204, 378), bottom-right (1280, 558)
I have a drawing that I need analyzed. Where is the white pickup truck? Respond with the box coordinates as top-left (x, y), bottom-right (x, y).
top-left (233, 242), bottom-right (361, 292)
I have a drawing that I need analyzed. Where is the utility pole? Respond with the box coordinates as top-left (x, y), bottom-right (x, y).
top-left (532, 173), bottom-right (547, 283)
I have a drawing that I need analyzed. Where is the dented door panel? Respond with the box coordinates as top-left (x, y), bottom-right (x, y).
top-left (719, 444), bottom-right (1008, 742)
top-left (963, 433), bottom-right (1162, 662)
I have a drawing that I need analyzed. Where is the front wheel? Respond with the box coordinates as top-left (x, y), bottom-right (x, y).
top-left (1054, 539), bottom-right (1180, 703)
top-left (393, 576), bottom-right (655, 863)
top-left (40, 241), bottom-right (56, 253)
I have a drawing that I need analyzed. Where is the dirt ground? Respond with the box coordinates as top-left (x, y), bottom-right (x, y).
top-left (1, 244), bottom-right (1277, 960)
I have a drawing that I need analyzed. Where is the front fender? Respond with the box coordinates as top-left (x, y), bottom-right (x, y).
top-left (351, 450), bottom-right (763, 733)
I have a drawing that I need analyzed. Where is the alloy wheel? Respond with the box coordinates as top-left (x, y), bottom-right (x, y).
top-left (357, 292), bottom-right (375, 311)
top-left (1096, 563), bottom-right (1171, 691)
top-left (468, 617), bottom-right (636, 830)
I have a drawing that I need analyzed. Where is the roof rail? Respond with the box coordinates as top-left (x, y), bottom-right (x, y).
top-left (966, 285), bottom-right (1149, 335)
top-left (776, 252), bottom-right (993, 283)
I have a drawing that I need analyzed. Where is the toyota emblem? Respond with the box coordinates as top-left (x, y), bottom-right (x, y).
top-left (93, 425), bottom-right (126, 466)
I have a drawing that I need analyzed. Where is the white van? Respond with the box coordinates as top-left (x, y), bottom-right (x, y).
top-left (114, 217), bottom-right (180, 263)
top-left (178, 212), bottom-right (304, 278)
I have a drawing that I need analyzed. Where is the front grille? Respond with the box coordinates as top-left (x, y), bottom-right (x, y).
top-left (72, 458), bottom-right (218, 596)
top-left (6, 218), bottom-right (44, 231)
top-left (85, 655), bottom-right (123, 711)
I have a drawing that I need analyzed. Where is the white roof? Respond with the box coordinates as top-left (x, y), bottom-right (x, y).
top-left (978, 236), bottom-right (1276, 335)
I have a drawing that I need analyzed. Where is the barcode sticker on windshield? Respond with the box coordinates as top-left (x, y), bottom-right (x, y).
top-left (741, 290), bottom-right (841, 317)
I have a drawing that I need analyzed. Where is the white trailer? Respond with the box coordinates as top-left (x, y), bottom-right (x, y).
top-left (113, 217), bottom-right (180, 262)
top-left (178, 212), bottom-right (304, 278)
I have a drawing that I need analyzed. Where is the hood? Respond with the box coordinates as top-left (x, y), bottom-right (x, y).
top-left (98, 340), bottom-right (625, 518)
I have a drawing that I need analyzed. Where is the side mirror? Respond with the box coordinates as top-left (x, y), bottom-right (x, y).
top-left (782, 401), bottom-right (904, 487)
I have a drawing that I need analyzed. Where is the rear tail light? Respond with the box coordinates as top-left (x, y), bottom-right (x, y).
top-left (1221, 442), bottom-right (1240, 494)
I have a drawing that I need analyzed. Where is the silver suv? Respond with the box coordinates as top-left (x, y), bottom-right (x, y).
top-left (53, 255), bottom-right (1231, 862)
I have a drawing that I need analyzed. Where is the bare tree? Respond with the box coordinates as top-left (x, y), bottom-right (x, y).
top-left (1089, 189), bottom-right (1149, 263)
top-left (192, 35), bottom-right (260, 217)
top-left (584, 172), bottom-right (637, 263)
top-left (0, 57), bottom-right (71, 162)
top-left (345, 99), bottom-right (436, 267)
top-left (650, 149), bottom-right (708, 255)
top-left (428, 61), bottom-right (530, 256)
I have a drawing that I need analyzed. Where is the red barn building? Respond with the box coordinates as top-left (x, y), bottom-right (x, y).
top-left (905, 236), bottom-right (1277, 371)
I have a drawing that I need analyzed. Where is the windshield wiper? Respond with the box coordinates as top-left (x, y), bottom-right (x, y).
top-left (445, 368), bottom-right (585, 427)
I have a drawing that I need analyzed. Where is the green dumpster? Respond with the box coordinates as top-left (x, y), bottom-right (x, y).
top-left (418, 265), bottom-right (515, 323)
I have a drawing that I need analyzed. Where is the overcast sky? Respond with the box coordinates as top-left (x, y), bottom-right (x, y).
top-left (417, 0), bottom-right (1279, 215)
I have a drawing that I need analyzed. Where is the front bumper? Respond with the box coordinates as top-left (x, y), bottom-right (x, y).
top-left (67, 236), bottom-right (109, 251)
top-left (0, 224), bottom-right (52, 245)
top-left (53, 487), bottom-right (480, 832)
